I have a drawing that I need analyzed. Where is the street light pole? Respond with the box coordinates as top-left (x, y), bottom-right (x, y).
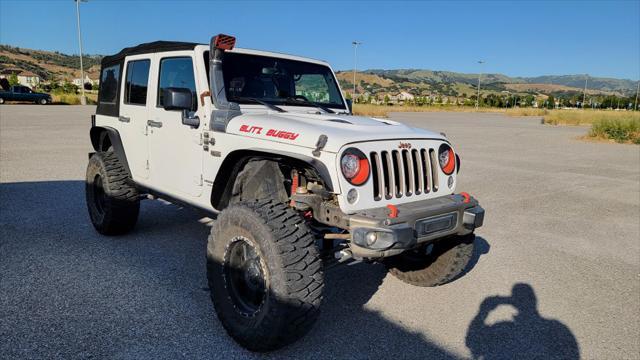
top-left (352, 41), bottom-right (362, 101)
top-left (75, 0), bottom-right (87, 105)
top-left (634, 81), bottom-right (639, 111)
top-left (582, 74), bottom-right (588, 110)
top-left (476, 60), bottom-right (484, 109)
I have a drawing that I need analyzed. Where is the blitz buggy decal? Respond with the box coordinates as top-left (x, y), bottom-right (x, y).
top-left (239, 124), bottom-right (300, 141)
top-left (239, 125), bottom-right (263, 134)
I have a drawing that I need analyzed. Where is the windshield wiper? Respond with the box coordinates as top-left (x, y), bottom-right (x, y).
top-left (285, 97), bottom-right (335, 114)
top-left (234, 97), bottom-right (286, 113)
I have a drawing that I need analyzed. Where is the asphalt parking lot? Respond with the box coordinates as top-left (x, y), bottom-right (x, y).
top-left (1, 105), bottom-right (639, 359)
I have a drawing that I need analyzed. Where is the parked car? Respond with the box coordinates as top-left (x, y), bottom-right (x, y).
top-left (0, 85), bottom-right (52, 104)
top-left (86, 34), bottom-right (484, 352)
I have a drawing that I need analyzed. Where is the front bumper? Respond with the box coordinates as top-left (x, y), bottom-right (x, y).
top-left (348, 194), bottom-right (484, 258)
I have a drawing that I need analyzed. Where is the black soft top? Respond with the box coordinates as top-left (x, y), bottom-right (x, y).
top-left (97, 41), bottom-right (201, 117)
top-left (101, 41), bottom-right (201, 66)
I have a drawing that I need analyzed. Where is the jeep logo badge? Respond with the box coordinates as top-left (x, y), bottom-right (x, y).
top-left (399, 142), bottom-right (412, 149)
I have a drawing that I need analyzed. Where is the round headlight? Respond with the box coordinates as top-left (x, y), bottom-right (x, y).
top-left (438, 144), bottom-right (456, 175)
top-left (341, 148), bottom-right (370, 186)
top-left (341, 154), bottom-right (360, 179)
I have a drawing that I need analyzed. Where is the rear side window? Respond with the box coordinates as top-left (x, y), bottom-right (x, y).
top-left (157, 57), bottom-right (197, 111)
top-left (124, 59), bottom-right (150, 105)
top-left (99, 64), bottom-right (120, 104)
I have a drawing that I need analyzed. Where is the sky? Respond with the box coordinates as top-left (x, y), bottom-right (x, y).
top-left (0, 0), bottom-right (638, 80)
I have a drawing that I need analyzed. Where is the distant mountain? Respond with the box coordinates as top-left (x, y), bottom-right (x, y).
top-left (519, 75), bottom-right (635, 93)
top-left (358, 69), bottom-right (637, 96)
top-left (366, 69), bottom-right (518, 86)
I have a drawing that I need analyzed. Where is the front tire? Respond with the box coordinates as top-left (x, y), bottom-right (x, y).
top-left (0, 97), bottom-right (5, 104)
top-left (384, 233), bottom-right (475, 287)
top-left (38, 98), bottom-right (48, 105)
top-left (85, 152), bottom-right (140, 235)
top-left (207, 199), bottom-right (323, 352)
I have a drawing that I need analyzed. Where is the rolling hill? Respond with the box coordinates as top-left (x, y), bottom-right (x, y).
top-left (0, 44), bottom-right (636, 101)
top-left (337, 69), bottom-right (637, 100)
top-left (0, 44), bottom-right (102, 82)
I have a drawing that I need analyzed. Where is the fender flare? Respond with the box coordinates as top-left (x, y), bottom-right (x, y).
top-left (89, 126), bottom-right (131, 175)
top-left (211, 149), bottom-right (335, 210)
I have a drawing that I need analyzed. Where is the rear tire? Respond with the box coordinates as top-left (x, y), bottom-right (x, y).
top-left (207, 199), bottom-right (323, 352)
top-left (384, 233), bottom-right (475, 287)
top-left (0, 98), bottom-right (4, 104)
top-left (85, 152), bottom-right (140, 235)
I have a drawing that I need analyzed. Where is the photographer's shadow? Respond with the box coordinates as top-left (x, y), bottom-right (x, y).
top-left (466, 283), bottom-right (579, 360)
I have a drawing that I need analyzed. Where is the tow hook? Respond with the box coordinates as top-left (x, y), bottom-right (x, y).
top-left (386, 204), bottom-right (399, 218)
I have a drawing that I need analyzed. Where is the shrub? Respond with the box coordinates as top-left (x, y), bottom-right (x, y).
top-left (589, 117), bottom-right (640, 143)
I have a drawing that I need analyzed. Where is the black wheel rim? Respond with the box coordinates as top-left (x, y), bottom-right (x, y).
top-left (223, 237), bottom-right (267, 317)
top-left (92, 174), bottom-right (107, 215)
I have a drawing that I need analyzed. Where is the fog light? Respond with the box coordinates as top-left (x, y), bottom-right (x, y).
top-left (448, 176), bottom-right (454, 189)
top-left (365, 232), bottom-right (377, 246)
top-left (347, 188), bottom-right (358, 204)
top-left (352, 228), bottom-right (397, 249)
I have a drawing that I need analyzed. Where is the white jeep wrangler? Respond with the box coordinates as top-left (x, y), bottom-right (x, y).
top-left (86, 34), bottom-right (484, 351)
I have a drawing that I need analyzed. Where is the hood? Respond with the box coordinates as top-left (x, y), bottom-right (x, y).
top-left (226, 110), bottom-right (446, 153)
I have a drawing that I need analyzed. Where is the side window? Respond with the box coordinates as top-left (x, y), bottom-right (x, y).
top-left (99, 64), bottom-right (121, 104)
top-left (124, 59), bottom-right (151, 105)
top-left (295, 74), bottom-right (332, 103)
top-left (157, 57), bottom-right (197, 111)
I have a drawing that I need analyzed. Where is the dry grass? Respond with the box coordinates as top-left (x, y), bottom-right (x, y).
top-left (51, 93), bottom-right (97, 105)
top-left (353, 104), bottom-right (551, 118)
top-left (352, 103), bottom-right (639, 145)
top-left (352, 103), bottom-right (505, 117)
top-left (543, 109), bottom-right (640, 126)
top-left (587, 115), bottom-right (640, 144)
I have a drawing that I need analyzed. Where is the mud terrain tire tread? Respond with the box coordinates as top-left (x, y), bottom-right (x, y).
top-left (386, 233), bottom-right (475, 287)
top-left (207, 199), bottom-right (323, 352)
top-left (85, 151), bottom-right (139, 235)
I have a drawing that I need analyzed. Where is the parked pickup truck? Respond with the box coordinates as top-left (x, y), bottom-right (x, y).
top-left (0, 85), bottom-right (52, 104)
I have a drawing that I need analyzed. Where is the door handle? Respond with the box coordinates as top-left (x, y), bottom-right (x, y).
top-left (118, 116), bottom-right (130, 123)
top-left (147, 120), bottom-right (163, 128)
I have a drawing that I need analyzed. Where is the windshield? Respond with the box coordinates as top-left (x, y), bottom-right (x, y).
top-left (221, 52), bottom-right (346, 110)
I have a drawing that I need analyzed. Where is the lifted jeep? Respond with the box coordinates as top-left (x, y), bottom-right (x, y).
top-left (86, 34), bottom-right (484, 351)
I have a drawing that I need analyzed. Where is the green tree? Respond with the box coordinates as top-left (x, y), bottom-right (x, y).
top-left (383, 94), bottom-right (390, 105)
top-left (547, 95), bottom-right (555, 109)
top-left (62, 81), bottom-right (78, 94)
top-left (524, 95), bottom-right (535, 107)
top-left (8, 73), bottom-right (19, 86)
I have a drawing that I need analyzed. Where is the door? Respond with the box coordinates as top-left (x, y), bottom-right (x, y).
top-left (119, 56), bottom-right (152, 179)
top-left (147, 54), bottom-right (204, 198)
top-left (13, 86), bottom-right (26, 101)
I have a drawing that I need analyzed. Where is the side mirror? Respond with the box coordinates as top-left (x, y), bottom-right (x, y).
top-left (162, 87), bottom-right (200, 128)
top-left (163, 87), bottom-right (192, 111)
top-left (346, 98), bottom-right (353, 114)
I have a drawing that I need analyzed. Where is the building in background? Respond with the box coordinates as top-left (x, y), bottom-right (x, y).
top-left (72, 74), bottom-right (98, 88)
top-left (0, 68), bottom-right (41, 87)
